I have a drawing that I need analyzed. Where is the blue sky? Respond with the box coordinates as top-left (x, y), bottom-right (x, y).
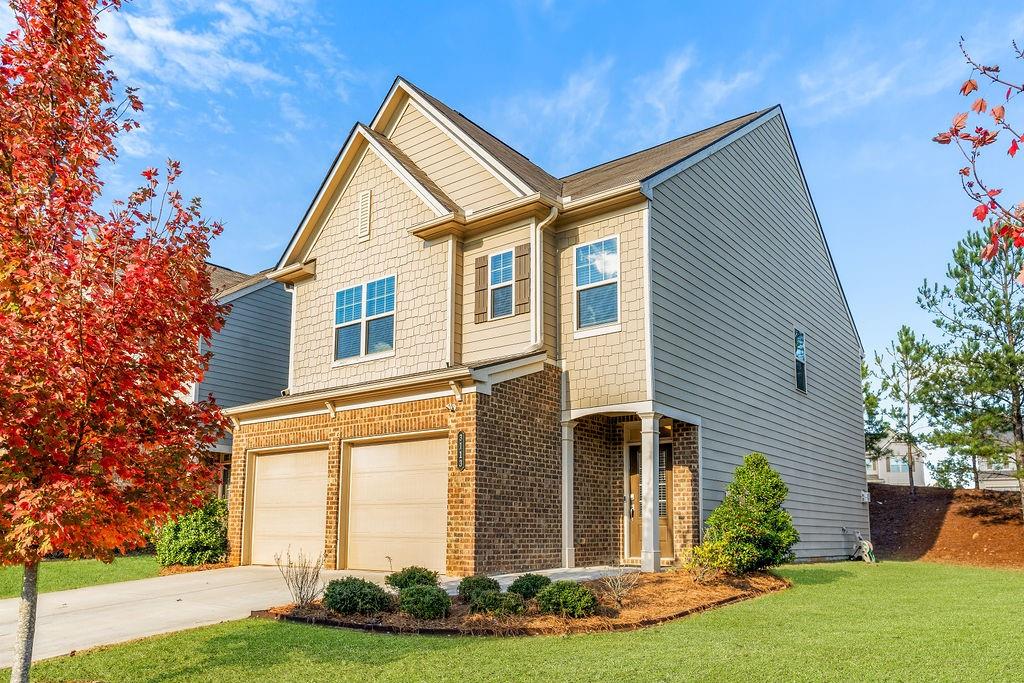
top-left (4, 0), bottom-right (1024, 365)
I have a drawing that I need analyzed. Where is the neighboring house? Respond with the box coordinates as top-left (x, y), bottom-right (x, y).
top-left (866, 436), bottom-right (928, 487)
top-left (978, 457), bottom-right (1020, 492)
top-left (198, 264), bottom-right (292, 497)
top-left (222, 77), bottom-right (869, 576)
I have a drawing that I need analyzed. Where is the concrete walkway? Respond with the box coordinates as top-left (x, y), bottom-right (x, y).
top-left (0, 564), bottom-right (629, 666)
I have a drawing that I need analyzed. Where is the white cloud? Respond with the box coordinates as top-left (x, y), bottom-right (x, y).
top-left (0, 3), bottom-right (16, 37)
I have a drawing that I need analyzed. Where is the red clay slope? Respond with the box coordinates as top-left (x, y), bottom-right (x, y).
top-left (869, 483), bottom-right (1024, 569)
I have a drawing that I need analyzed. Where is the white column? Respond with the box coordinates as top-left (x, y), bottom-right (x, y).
top-left (561, 419), bottom-right (577, 568)
top-left (639, 411), bottom-right (661, 572)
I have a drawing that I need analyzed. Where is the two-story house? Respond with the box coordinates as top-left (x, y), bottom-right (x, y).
top-left (223, 78), bottom-right (869, 576)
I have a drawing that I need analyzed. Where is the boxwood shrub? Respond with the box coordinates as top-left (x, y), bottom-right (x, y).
top-left (155, 498), bottom-right (227, 567)
top-left (536, 580), bottom-right (598, 618)
top-left (385, 565), bottom-right (438, 590)
top-left (469, 589), bottom-right (526, 617)
top-left (323, 577), bottom-right (394, 615)
top-left (457, 574), bottom-right (500, 601)
top-left (507, 573), bottom-right (551, 600)
top-left (399, 585), bottom-right (451, 620)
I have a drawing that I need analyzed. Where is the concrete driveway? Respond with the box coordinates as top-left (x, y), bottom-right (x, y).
top-left (0, 563), bottom-right (627, 666)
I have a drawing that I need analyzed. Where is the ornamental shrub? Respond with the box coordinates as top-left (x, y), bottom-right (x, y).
top-left (535, 581), bottom-right (598, 618)
top-left (469, 590), bottom-right (526, 617)
top-left (399, 585), bottom-right (451, 620)
top-left (457, 574), bottom-right (500, 601)
top-left (385, 565), bottom-right (438, 590)
top-left (507, 573), bottom-right (551, 600)
top-left (323, 577), bottom-right (394, 615)
top-left (690, 452), bottom-right (800, 575)
top-left (155, 498), bottom-right (227, 567)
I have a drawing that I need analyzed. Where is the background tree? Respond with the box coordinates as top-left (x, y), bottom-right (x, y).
top-left (0, 1), bottom-right (225, 679)
top-left (918, 228), bottom-right (1024, 515)
top-left (874, 326), bottom-right (933, 495)
top-left (863, 362), bottom-right (891, 460)
top-left (933, 41), bottom-right (1024, 269)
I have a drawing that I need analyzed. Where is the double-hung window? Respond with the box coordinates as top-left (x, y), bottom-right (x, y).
top-left (489, 250), bottom-right (514, 319)
top-left (794, 329), bottom-right (806, 392)
top-left (574, 236), bottom-right (619, 329)
top-left (334, 275), bottom-right (395, 362)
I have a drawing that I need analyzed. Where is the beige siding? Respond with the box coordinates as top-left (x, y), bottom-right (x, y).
top-left (461, 222), bottom-right (533, 364)
top-left (389, 100), bottom-right (517, 212)
top-left (558, 204), bottom-right (648, 410)
top-left (543, 228), bottom-right (558, 357)
top-left (291, 145), bottom-right (447, 392)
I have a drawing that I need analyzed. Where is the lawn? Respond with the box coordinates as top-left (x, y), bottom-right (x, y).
top-left (0, 555), bottom-right (160, 600)
top-left (6, 561), bottom-right (1022, 682)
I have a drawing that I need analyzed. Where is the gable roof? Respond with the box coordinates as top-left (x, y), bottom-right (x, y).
top-left (360, 125), bottom-right (458, 213)
top-left (207, 263), bottom-right (251, 295)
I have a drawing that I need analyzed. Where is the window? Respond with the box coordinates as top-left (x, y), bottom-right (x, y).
top-left (488, 250), bottom-right (514, 319)
top-left (794, 329), bottom-right (806, 392)
top-left (889, 457), bottom-right (909, 473)
top-left (575, 236), bottom-right (619, 329)
top-left (865, 458), bottom-right (874, 471)
top-left (334, 275), bottom-right (395, 361)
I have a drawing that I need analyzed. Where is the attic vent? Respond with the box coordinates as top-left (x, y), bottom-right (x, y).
top-left (357, 190), bottom-right (372, 242)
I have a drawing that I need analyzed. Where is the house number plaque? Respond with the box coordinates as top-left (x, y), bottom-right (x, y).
top-left (457, 431), bottom-right (466, 470)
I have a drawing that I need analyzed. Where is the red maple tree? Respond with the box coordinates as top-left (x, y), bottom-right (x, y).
top-left (0, 1), bottom-right (226, 678)
top-left (934, 40), bottom-right (1024, 268)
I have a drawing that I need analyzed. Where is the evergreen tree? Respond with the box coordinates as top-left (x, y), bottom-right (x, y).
top-left (863, 362), bottom-right (891, 460)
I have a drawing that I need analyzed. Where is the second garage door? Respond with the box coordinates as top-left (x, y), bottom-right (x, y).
top-left (347, 438), bottom-right (448, 573)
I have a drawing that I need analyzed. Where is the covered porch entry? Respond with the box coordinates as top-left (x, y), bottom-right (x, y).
top-left (560, 410), bottom-right (701, 571)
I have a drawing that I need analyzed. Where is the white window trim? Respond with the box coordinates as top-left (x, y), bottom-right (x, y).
top-left (332, 273), bottom-right (397, 366)
top-left (573, 233), bottom-right (621, 334)
top-left (487, 249), bottom-right (515, 321)
top-left (794, 328), bottom-right (807, 394)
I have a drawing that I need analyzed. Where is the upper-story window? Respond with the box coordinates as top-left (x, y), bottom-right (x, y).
top-left (489, 250), bottom-right (514, 319)
top-left (575, 236), bottom-right (619, 329)
top-left (889, 457), bottom-right (909, 473)
top-left (334, 275), bottom-right (395, 362)
top-left (794, 329), bottom-right (806, 392)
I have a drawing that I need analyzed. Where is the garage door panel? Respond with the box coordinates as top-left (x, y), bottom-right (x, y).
top-left (250, 450), bottom-right (328, 566)
top-left (347, 438), bottom-right (447, 573)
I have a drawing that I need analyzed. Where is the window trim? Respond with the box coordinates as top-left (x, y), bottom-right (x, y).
top-left (794, 328), bottom-right (807, 393)
top-left (487, 249), bottom-right (515, 321)
top-left (332, 274), bottom-right (397, 366)
top-left (573, 234), bottom-right (621, 333)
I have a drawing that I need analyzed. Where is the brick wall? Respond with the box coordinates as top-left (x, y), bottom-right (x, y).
top-left (572, 415), bottom-right (622, 566)
top-left (472, 365), bottom-right (563, 573)
top-left (671, 420), bottom-right (701, 560)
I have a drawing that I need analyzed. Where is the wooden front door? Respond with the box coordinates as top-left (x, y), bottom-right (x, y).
top-left (627, 443), bottom-right (673, 558)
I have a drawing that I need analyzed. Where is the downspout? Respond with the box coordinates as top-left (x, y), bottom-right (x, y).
top-left (525, 204), bottom-right (559, 353)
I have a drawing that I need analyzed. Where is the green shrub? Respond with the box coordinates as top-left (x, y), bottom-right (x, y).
top-left (323, 577), bottom-right (394, 615)
top-left (457, 574), bottom-right (500, 601)
top-left (399, 585), bottom-right (451, 620)
top-left (385, 565), bottom-right (438, 590)
top-left (690, 452), bottom-right (800, 575)
top-left (535, 580), bottom-right (598, 618)
top-left (507, 573), bottom-right (551, 600)
top-left (469, 589), bottom-right (526, 617)
top-left (155, 498), bottom-right (227, 567)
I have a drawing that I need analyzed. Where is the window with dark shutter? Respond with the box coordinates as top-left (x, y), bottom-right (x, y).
top-left (514, 243), bottom-right (530, 315)
top-left (474, 255), bottom-right (488, 323)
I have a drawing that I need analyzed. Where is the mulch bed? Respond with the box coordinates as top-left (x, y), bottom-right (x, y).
top-left (870, 483), bottom-right (1024, 569)
top-left (159, 562), bottom-right (232, 576)
top-left (253, 570), bottom-right (789, 636)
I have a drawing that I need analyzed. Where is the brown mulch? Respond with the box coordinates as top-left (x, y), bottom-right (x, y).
top-left (255, 570), bottom-right (789, 636)
top-left (158, 562), bottom-right (232, 576)
top-left (869, 483), bottom-right (1024, 569)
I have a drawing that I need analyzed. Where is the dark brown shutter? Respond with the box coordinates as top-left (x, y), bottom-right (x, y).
top-left (474, 255), bottom-right (488, 323)
top-left (514, 243), bottom-right (530, 315)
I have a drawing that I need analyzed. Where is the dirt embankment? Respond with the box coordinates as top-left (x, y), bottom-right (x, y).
top-left (869, 483), bottom-right (1024, 569)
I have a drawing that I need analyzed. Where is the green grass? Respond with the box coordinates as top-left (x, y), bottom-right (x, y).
top-left (0, 554), bottom-right (160, 599)
top-left (7, 561), bottom-right (1023, 682)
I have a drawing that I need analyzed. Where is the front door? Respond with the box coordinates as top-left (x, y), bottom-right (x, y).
top-left (627, 443), bottom-right (673, 558)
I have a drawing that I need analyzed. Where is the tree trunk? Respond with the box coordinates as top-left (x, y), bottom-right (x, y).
top-left (1011, 386), bottom-right (1024, 521)
top-left (10, 562), bottom-right (39, 683)
top-left (972, 454), bottom-right (979, 489)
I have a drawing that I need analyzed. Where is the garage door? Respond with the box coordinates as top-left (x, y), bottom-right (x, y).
top-left (250, 449), bottom-right (328, 566)
top-left (347, 438), bottom-right (448, 573)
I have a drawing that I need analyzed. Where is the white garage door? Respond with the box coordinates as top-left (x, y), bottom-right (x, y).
top-left (250, 449), bottom-right (328, 566)
top-left (348, 438), bottom-right (448, 573)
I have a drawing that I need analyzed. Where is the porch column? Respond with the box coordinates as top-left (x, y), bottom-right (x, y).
top-left (561, 419), bottom-right (577, 568)
top-left (638, 411), bottom-right (661, 572)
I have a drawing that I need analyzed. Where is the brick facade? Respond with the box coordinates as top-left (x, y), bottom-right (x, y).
top-left (572, 415), bottom-right (623, 566)
top-left (670, 421), bottom-right (701, 560)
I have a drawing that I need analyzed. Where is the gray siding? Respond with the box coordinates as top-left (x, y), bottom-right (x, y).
top-left (649, 113), bottom-right (870, 560)
top-left (198, 282), bottom-right (292, 450)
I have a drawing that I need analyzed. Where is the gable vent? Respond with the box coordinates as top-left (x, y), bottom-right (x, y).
top-left (357, 190), bottom-right (372, 242)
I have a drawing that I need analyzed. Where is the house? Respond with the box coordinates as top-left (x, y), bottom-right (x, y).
top-left (866, 436), bottom-right (928, 487)
top-left (978, 457), bottom-right (1020, 492)
top-left (199, 264), bottom-right (292, 497)
top-left (222, 77), bottom-right (869, 576)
